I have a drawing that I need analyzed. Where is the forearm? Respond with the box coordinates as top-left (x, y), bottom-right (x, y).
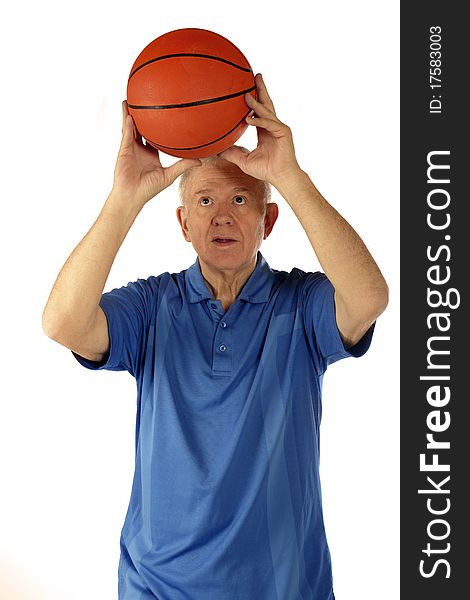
top-left (42, 190), bottom-right (142, 341)
top-left (275, 169), bottom-right (389, 316)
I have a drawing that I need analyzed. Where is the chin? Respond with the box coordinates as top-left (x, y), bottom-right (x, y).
top-left (211, 256), bottom-right (245, 270)
top-left (202, 250), bottom-right (249, 271)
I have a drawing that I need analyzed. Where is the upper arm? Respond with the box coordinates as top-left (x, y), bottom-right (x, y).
top-left (300, 270), bottom-right (377, 369)
top-left (66, 306), bottom-right (110, 362)
top-left (68, 275), bottom-right (164, 375)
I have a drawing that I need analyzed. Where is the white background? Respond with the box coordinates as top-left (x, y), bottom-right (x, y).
top-left (0, 1), bottom-right (399, 598)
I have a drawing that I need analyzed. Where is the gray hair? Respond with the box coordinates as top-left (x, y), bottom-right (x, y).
top-left (178, 152), bottom-right (271, 206)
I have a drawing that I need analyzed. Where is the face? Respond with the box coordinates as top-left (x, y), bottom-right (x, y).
top-left (176, 160), bottom-right (278, 275)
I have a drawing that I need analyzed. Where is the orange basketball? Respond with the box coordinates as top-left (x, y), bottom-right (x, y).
top-left (126, 28), bottom-right (256, 158)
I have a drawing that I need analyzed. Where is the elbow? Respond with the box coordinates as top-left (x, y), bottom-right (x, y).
top-left (42, 304), bottom-right (71, 343)
top-left (363, 283), bottom-right (389, 325)
top-left (42, 308), bottom-right (60, 340)
top-left (380, 280), bottom-right (390, 313)
top-left (334, 281), bottom-right (389, 345)
top-left (42, 312), bottom-right (76, 350)
top-left (362, 270), bottom-right (390, 321)
top-left (341, 282), bottom-right (389, 328)
top-left (374, 281), bottom-right (390, 318)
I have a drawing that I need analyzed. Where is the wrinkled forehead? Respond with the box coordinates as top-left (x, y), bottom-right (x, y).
top-left (185, 161), bottom-right (264, 200)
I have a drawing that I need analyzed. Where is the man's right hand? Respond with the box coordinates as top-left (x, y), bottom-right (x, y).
top-left (112, 101), bottom-right (201, 208)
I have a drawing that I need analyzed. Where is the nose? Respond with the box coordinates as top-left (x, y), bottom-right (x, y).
top-left (212, 208), bottom-right (232, 226)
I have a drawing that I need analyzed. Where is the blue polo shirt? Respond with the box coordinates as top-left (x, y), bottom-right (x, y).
top-left (73, 251), bottom-right (374, 600)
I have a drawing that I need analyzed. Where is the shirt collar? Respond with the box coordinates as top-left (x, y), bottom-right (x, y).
top-left (186, 251), bottom-right (275, 304)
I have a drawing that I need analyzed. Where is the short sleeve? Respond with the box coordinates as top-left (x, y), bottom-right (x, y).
top-left (300, 272), bottom-right (375, 374)
top-left (72, 277), bottom-right (159, 377)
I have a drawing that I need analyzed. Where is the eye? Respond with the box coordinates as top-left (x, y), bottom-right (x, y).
top-left (233, 195), bottom-right (246, 205)
top-left (199, 197), bottom-right (212, 206)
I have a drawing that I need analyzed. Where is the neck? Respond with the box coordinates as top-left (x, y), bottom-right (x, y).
top-left (199, 256), bottom-right (257, 311)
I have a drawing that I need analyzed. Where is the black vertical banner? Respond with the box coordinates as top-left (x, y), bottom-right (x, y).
top-left (401, 3), bottom-right (468, 599)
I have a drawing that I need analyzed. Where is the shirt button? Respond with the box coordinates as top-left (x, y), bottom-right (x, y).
top-left (219, 344), bottom-right (227, 352)
top-left (210, 303), bottom-right (217, 309)
top-left (220, 321), bottom-right (227, 328)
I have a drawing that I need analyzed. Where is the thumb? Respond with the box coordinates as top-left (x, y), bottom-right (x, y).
top-left (165, 158), bottom-right (202, 185)
top-left (218, 146), bottom-right (250, 170)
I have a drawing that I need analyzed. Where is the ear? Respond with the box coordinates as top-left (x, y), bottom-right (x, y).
top-left (176, 205), bottom-right (191, 242)
top-left (263, 203), bottom-right (279, 239)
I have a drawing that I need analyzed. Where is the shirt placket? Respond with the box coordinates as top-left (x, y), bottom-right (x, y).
top-left (208, 300), bottom-right (233, 375)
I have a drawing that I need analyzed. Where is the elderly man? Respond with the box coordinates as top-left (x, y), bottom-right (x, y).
top-left (43, 74), bottom-right (388, 600)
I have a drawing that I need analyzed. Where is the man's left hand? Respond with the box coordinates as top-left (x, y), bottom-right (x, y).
top-left (218, 74), bottom-right (302, 189)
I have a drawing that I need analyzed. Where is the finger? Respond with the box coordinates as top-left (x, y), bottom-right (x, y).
top-left (245, 92), bottom-right (275, 119)
top-left (245, 114), bottom-right (287, 136)
top-left (218, 146), bottom-right (250, 170)
top-left (127, 111), bottom-right (146, 148)
top-left (220, 144), bottom-right (250, 156)
top-left (134, 127), bottom-right (145, 147)
top-left (255, 73), bottom-right (276, 114)
top-left (119, 113), bottom-right (135, 152)
top-left (121, 100), bottom-right (129, 136)
top-left (166, 158), bottom-right (202, 185)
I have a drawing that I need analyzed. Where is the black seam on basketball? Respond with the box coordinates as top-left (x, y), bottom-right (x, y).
top-left (146, 109), bottom-right (252, 151)
top-left (128, 85), bottom-right (256, 111)
top-left (129, 53), bottom-right (252, 80)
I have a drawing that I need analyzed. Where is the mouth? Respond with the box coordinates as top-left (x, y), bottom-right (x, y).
top-left (212, 237), bottom-right (238, 247)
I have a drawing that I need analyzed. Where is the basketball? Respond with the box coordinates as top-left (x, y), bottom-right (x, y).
top-left (126, 28), bottom-right (256, 159)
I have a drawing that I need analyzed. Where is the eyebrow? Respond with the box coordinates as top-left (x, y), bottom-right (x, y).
top-left (192, 187), bottom-right (251, 197)
top-left (192, 188), bottom-right (212, 196)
